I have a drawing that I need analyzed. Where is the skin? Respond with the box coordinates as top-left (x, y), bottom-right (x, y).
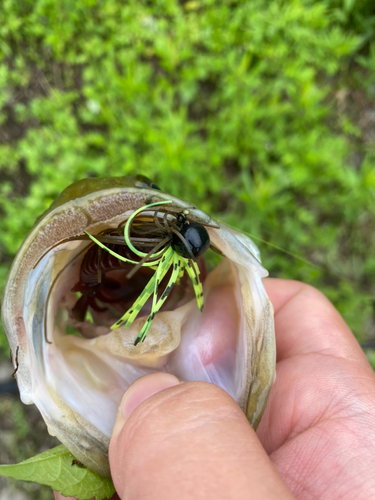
top-left (54, 278), bottom-right (375, 500)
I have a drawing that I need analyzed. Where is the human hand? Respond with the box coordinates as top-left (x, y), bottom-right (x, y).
top-left (54, 278), bottom-right (375, 500)
top-left (256, 278), bottom-right (375, 499)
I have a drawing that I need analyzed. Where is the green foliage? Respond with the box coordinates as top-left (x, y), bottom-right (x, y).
top-left (0, 0), bottom-right (374, 353)
top-left (0, 444), bottom-right (115, 500)
top-left (365, 348), bottom-right (375, 370)
top-left (324, 0), bottom-right (375, 47)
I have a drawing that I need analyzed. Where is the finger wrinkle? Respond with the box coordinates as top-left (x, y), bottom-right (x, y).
top-left (265, 352), bottom-right (375, 450)
top-left (263, 278), bottom-right (306, 313)
top-left (272, 419), bottom-right (375, 500)
top-left (125, 382), bottom-right (241, 438)
top-left (274, 311), bottom-right (361, 360)
top-left (265, 279), bottom-right (361, 359)
top-left (279, 345), bottom-right (365, 367)
top-left (123, 382), bottom-right (190, 427)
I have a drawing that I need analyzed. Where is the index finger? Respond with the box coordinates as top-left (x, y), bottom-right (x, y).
top-left (263, 278), bottom-right (366, 362)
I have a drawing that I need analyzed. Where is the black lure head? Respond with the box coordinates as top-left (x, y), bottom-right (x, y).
top-left (171, 222), bottom-right (210, 259)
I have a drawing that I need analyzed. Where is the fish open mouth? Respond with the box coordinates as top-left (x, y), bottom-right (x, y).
top-left (2, 180), bottom-right (275, 476)
top-left (28, 229), bottom-right (245, 421)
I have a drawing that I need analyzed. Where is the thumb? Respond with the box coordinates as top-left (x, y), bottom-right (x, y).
top-left (109, 373), bottom-right (294, 500)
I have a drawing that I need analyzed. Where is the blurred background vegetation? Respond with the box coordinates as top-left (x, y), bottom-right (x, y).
top-left (0, 0), bottom-right (375, 497)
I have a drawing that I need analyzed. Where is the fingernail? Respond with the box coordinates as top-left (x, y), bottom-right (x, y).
top-left (119, 372), bottom-right (181, 421)
top-left (111, 373), bottom-right (180, 439)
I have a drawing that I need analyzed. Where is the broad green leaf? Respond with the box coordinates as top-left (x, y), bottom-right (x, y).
top-left (0, 444), bottom-right (115, 500)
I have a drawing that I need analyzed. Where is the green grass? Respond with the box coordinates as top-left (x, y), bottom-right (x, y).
top-left (0, 0), bottom-right (375, 358)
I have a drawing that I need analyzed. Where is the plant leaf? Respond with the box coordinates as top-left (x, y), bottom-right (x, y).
top-left (0, 444), bottom-right (115, 500)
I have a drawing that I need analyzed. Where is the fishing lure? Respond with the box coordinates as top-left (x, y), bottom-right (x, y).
top-left (85, 200), bottom-right (210, 345)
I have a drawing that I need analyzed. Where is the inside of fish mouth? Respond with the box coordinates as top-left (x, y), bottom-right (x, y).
top-left (64, 245), bottom-right (209, 339)
top-left (62, 218), bottom-right (208, 336)
top-left (40, 254), bottom-right (244, 439)
top-left (26, 236), bottom-right (246, 438)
